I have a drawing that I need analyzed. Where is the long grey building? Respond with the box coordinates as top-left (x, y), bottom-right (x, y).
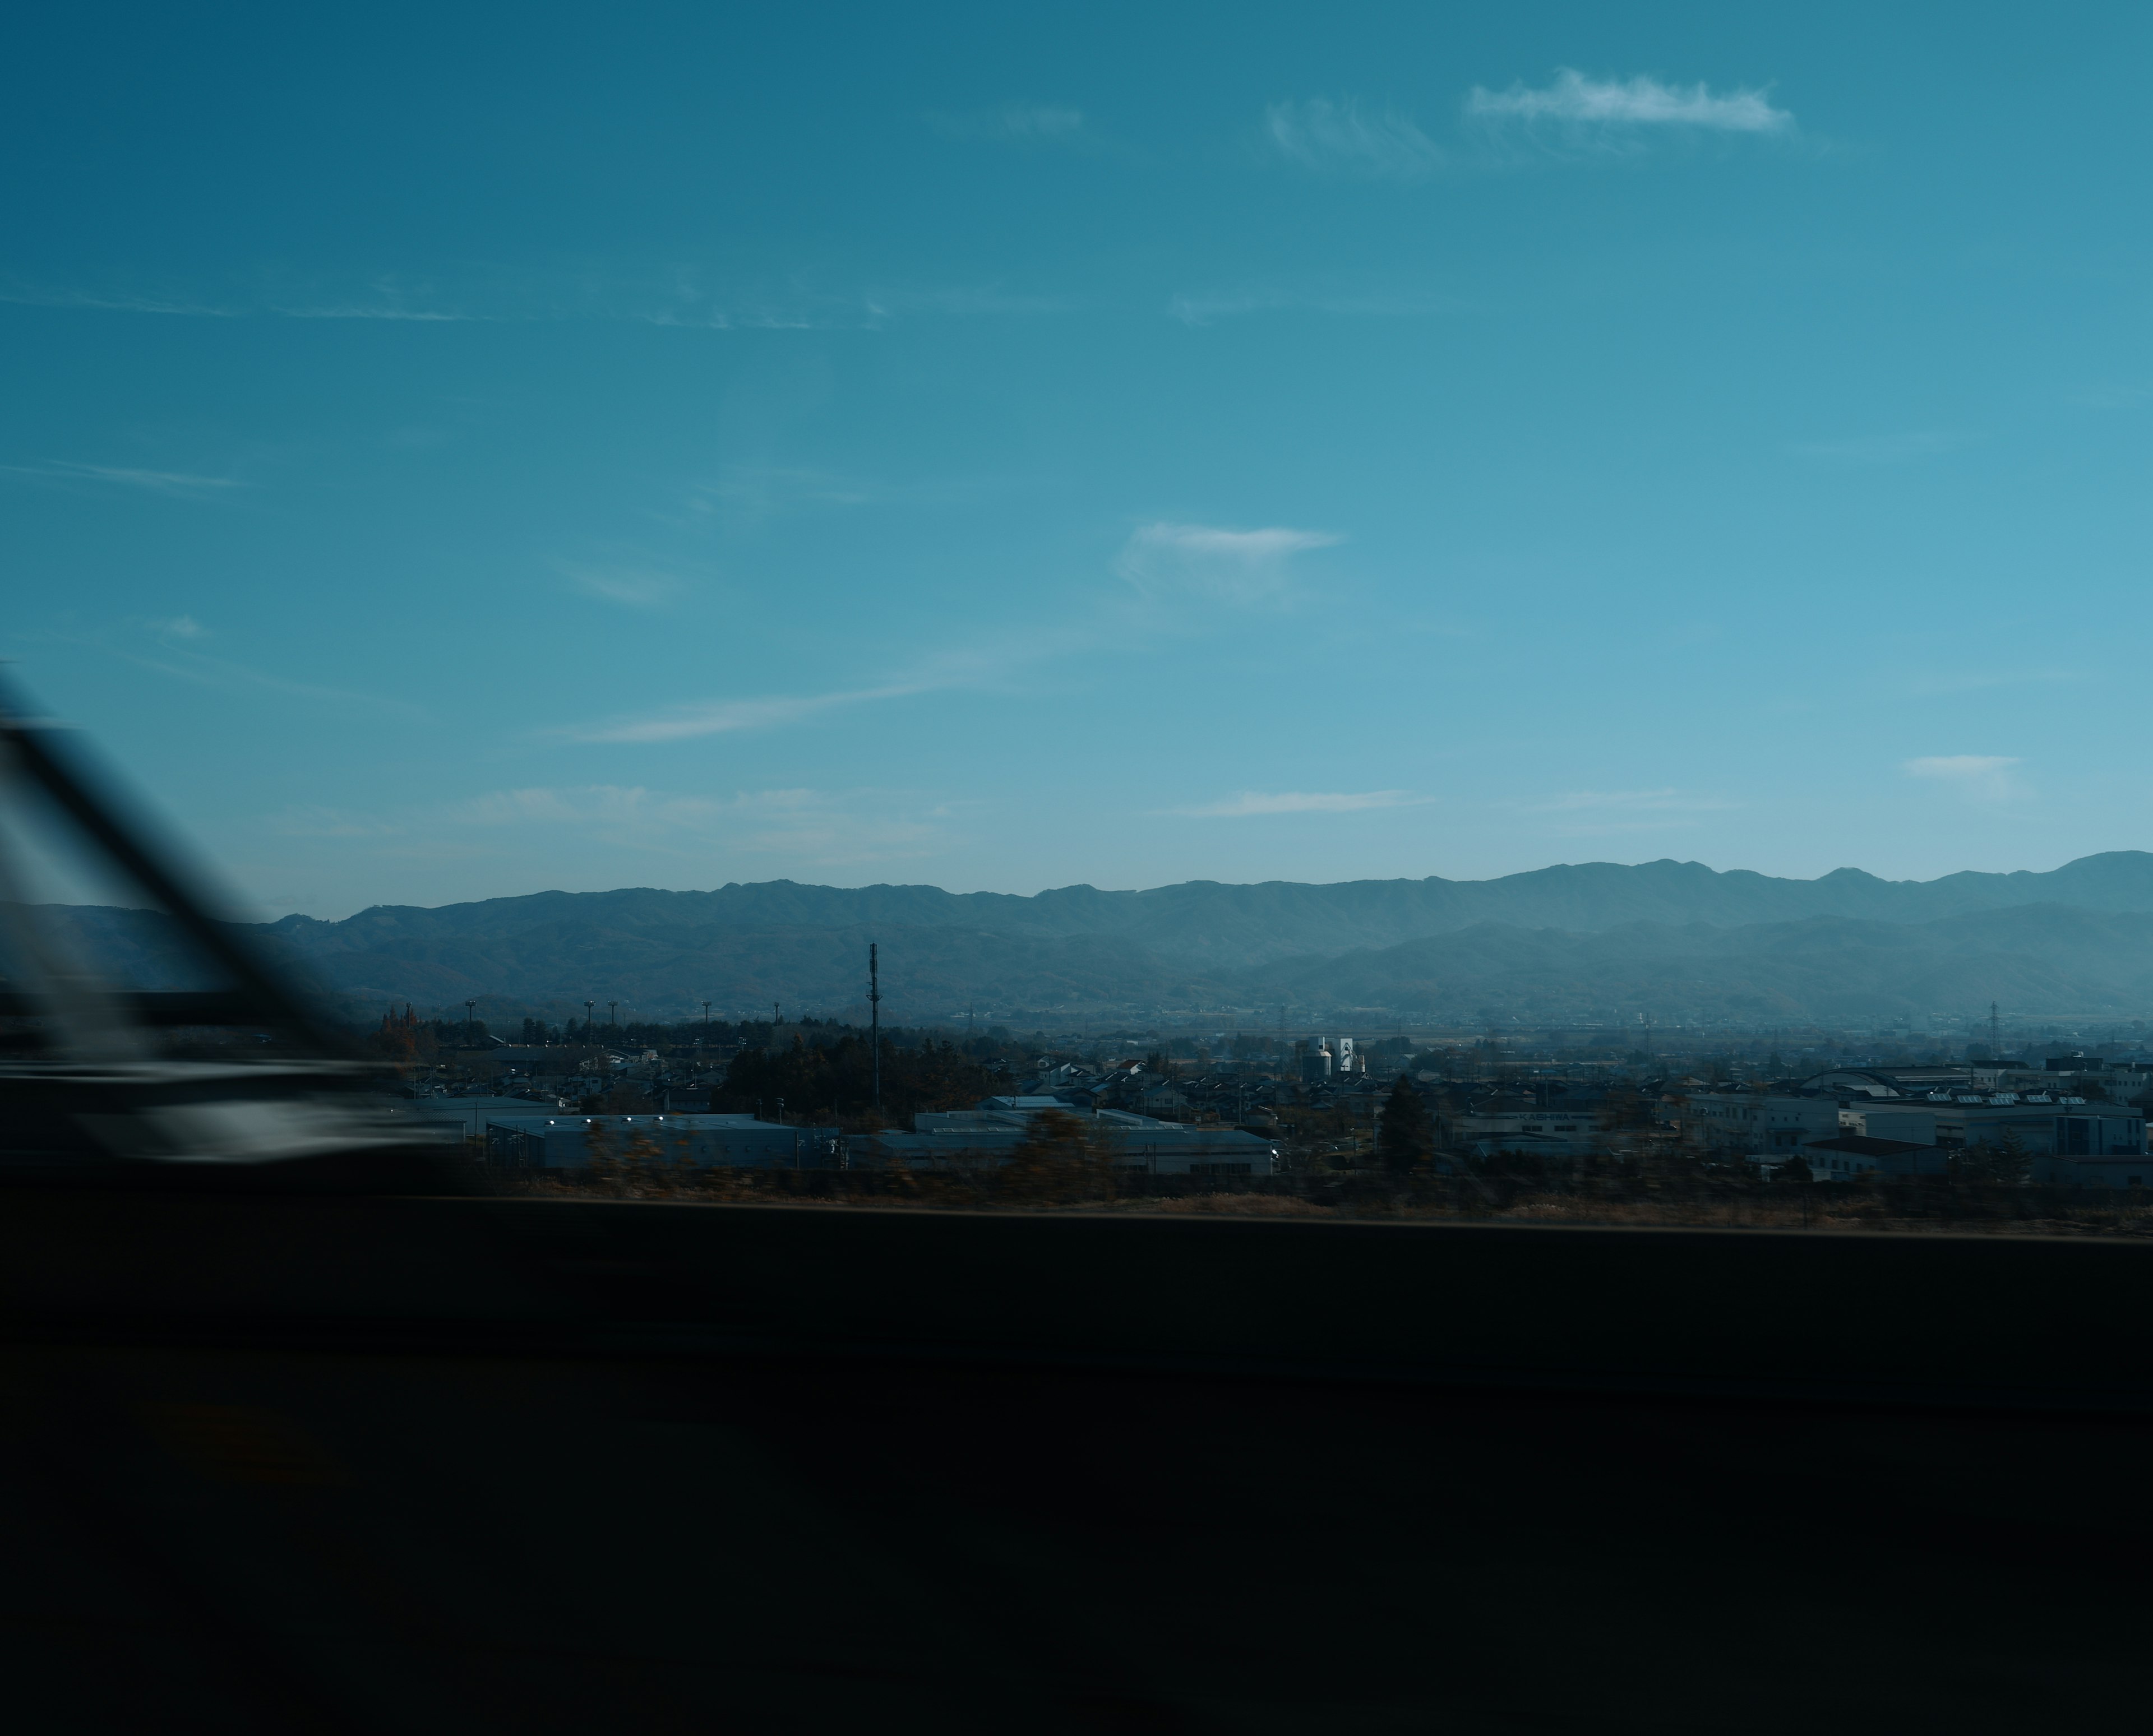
top-left (853, 1104), bottom-right (1277, 1176)
top-left (484, 1113), bottom-right (840, 1170)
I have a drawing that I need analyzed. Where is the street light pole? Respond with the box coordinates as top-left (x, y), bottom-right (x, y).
top-left (868, 942), bottom-right (881, 1120)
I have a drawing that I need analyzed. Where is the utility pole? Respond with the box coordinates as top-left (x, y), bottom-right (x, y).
top-left (868, 942), bottom-right (881, 1118)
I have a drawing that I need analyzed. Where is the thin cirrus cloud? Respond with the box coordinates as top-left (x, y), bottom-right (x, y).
top-left (569, 680), bottom-right (935, 744)
top-left (128, 614), bottom-right (207, 640)
top-left (1166, 284), bottom-right (1453, 326)
top-left (1466, 70), bottom-right (1792, 133)
top-left (1171, 790), bottom-right (1430, 818)
top-left (687, 465), bottom-right (890, 522)
top-left (1903, 755), bottom-right (2026, 800)
top-left (566, 621), bottom-right (1103, 748)
top-left (1115, 521), bottom-right (1344, 607)
top-left (929, 103), bottom-right (1086, 142)
top-left (0, 460), bottom-right (250, 497)
top-left (1, 281), bottom-right (473, 322)
top-left (7, 271), bottom-right (1062, 335)
top-left (268, 302), bottom-right (471, 322)
top-left (559, 563), bottom-right (690, 609)
top-left (113, 642), bottom-right (425, 720)
top-left (1263, 99), bottom-right (1445, 178)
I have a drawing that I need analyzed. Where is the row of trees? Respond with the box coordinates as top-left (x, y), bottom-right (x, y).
top-left (717, 1033), bottom-right (1006, 1130)
top-left (363, 1005), bottom-right (464, 1065)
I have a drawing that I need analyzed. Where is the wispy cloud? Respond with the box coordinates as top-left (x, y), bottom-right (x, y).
top-left (1467, 70), bottom-right (1792, 133)
top-left (931, 102), bottom-right (1086, 142)
top-left (1166, 283), bottom-right (1453, 326)
top-left (891, 285), bottom-right (1083, 317)
top-left (268, 303), bottom-right (472, 322)
top-left (1529, 788), bottom-right (1737, 813)
top-left (635, 298), bottom-right (888, 332)
top-left (1263, 99), bottom-right (1445, 178)
top-left (559, 563), bottom-right (689, 609)
top-left (685, 464), bottom-right (1006, 525)
top-left (1791, 429), bottom-right (1974, 465)
top-left (569, 681), bottom-right (934, 744)
top-left (569, 513), bottom-right (1308, 753)
top-left (133, 614), bottom-right (207, 640)
top-left (1115, 521), bottom-right (1343, 607)
top-left (102, 622), bottom-right (424, 720)
top-left (1171, 790), bottom-right (1429, 817)
top-left (6, 270), bottom-right (1068, 336)
top-left (0, 461), bottom-right (250, 497)
top-left (689, 466), bottom-right (887, 521)
top-left (562, 617), bottom-right (1105, 747)
top-left (1, 279), bottom-right (473, 322)
top-left (1904, 755), bottom-right (2026, 800)
top-left (0, 284), bottom-right (241, 317)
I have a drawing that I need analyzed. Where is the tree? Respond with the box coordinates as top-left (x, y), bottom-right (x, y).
top-left (717, 1030), bottom-right (1002, 1129)
top-left (1376, 1074), bottom-right (1434, 1173)
top-left (1952, 1129), bottom-right (2032, 1184)
top-left (365, 1004), bottom-right (437, 1069)
top-left (1000, 1109), bottom-right (1117, 1204)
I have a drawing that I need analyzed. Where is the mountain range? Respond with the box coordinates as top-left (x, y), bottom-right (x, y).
top-left (41, 852), bottom-right (2153, 1027)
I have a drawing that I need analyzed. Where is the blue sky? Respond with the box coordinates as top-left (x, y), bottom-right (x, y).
top-left (5, 2), bottom-right (2151, 917)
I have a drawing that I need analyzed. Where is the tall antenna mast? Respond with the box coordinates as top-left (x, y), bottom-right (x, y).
top-left (868, 942), bottom-right (881, 1117)
top-left (1990, 1000), bottom-right (2002, 1057)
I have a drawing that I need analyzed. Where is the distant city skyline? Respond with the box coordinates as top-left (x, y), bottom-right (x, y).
top-left (5, 4), bottom-right (2151, 918)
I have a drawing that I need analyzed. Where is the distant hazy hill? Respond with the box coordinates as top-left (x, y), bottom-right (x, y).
top-left (25, 854), bottom-right (2153, 1022)
top-left (264, 850), bottom-right (2153, 955)
top-left (213, 853), bottom-right (2153, 1021)
top-left (1255, 906), bottom-right (2153, 1022)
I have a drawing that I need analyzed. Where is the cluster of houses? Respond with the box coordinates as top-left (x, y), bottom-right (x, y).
top-left (1678, 1059), bottom-right (2151, 1187)
top-left (383, 1031), bottom-right (2153, 1189)
top-left (1404, 1057), bottom-right (2151, 1187)
top-left (1007, 1043), bottom-right (1396, 1123)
